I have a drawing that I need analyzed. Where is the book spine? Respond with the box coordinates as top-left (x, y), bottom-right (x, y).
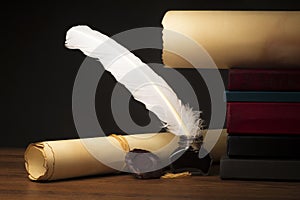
top-left (225, 91), bottom-right (300, 102)
top-left (227, 135), bottom-right (300, 158)
top-left (228, 69), bottom-right (300, 91)
top-left (226, 102), bottom-right (300, 134)
top-left (220, 156), bottom-right (300, 180)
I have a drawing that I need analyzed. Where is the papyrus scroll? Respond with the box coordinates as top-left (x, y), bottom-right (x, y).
top-left (24, 130), bottom-right (227, 181)
top-left (162, 11), bottom-right (300, 68)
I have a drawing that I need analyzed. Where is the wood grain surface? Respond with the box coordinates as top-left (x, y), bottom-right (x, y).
top-left (1, 148), bottom-right (300, 200)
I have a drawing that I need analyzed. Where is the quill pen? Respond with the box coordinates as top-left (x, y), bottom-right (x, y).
top-left (65, 25), bottom-right (202, 140)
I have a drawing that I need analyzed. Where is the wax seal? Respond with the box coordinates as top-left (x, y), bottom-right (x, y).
top-left (125, 149), bottom-right (164, 179)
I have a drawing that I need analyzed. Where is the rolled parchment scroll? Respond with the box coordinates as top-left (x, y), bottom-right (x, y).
top-left (162, 11), bottom-right (300, 68)
top-left (24, 130), bottom-right (227, 181)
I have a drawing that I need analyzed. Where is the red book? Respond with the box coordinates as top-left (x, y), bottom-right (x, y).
top-left (228, 69), bottom-right (300, 91)
top-left (227, 102), bottom-right (300, 134)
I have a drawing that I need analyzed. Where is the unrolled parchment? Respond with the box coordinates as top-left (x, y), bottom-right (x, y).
top-left (162, 11), bottom-right (300, 68)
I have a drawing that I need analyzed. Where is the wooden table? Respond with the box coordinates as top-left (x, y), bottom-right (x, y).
top-left (1, 148), bottom-right (300, 200)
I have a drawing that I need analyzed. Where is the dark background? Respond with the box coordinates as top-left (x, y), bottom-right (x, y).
top-left (2, 1), bottom-right (300, 147)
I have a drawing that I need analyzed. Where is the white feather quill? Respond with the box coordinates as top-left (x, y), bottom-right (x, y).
top-left (65, 25), bottom-right (202, 140)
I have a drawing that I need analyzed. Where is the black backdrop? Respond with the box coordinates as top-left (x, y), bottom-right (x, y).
top-left (2, 1), bottom-right (299, 147)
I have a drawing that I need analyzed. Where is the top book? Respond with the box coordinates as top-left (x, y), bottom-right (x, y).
top-left (162, 11), bottom-right (300, 69)
top-left (228, 69), bottom-right (300, 91)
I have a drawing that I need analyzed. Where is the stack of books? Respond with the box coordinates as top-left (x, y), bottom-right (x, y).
top-left (220, 68), bottom-right (300, 180)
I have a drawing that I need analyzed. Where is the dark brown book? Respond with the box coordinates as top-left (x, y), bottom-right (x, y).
top-left (220, 156), bottom-right (300, 181)
top-left (227, 135), bottom-right (300, 158)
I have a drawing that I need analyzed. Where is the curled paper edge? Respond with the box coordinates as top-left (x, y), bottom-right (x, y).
top-left (24, 143), bottom-right (55, 181)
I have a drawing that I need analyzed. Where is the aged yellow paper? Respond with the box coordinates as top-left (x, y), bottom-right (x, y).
top-left (25, 130), bottom-right (227, 181)
top-left (162, 11), bottom-right (300, 68)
